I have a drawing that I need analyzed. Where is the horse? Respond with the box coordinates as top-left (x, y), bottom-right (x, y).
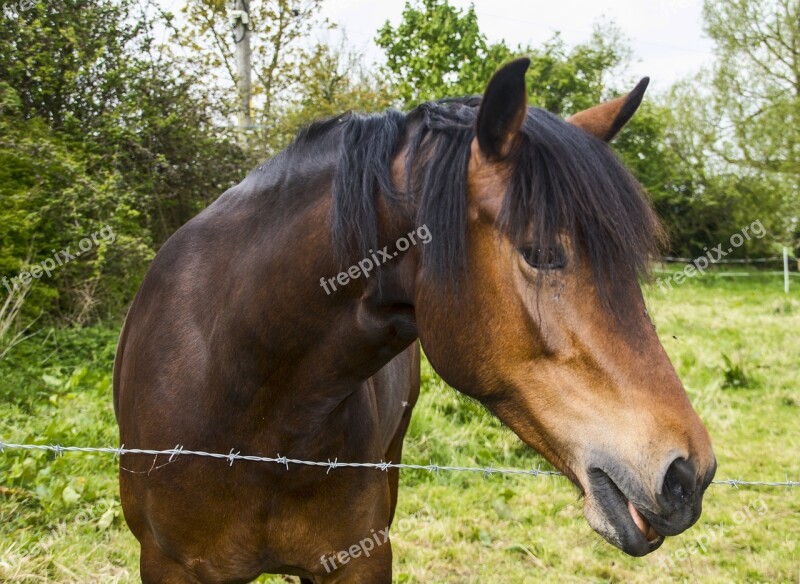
top-left (114, 58), bottom-right (716, 583)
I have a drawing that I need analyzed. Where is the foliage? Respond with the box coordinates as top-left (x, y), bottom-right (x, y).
top-left (721, 352), bottom-right (754, 389)
top-left (657, 24), bottom-right (795, 257)
top-left (0, 80), bottom-right (145, 324)
top-left (524, 26), bottom-right (629, 115)
top-left (179, 0), bottom-right (326, 155)
top-left (272, 39), bottom-right (395, 151)
top-left (703, 0), bottom-right (800, 178)
top-left (376, 0), bottom-right (512, 105)
top-left (617, 90), bottom-right (779, 258)
top-left (699, 0), bottom-right (799, 243)
top-left (376, 0), bottom-right (629, 115)
top-left (0, 0), bottom-right (246, 322)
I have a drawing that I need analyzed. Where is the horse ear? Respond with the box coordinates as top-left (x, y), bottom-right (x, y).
top-left (476, 58), bottom-right (530, 160)
top-left (567, 77), bottom-right (650, 142)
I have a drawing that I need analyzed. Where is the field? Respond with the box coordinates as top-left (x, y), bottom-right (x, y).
top-left (1, 274), bottom-right (799, 583)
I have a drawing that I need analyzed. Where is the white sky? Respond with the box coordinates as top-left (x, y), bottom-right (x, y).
top-left (318, 0), bottom-right (716, 93)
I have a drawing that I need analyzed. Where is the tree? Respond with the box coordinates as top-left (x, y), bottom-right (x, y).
top-left (701, 0), bottom-right (799, 244)
top-left (275, 40), bottom-right (395, 149)
top-left (525, 27), bottom-right (629, 115)
top-left (376, 0), bottom-right (630, 116)
top-left (376, 0), bottom-right (513, 105)
top-left (179, 0), bottom-right (326, 154)
top-left (704, 0), bottom-right (799, 176)
top-left (0, 0), bottom-right (246, 322)
top-left (638, 65), bottom-right (790, 258)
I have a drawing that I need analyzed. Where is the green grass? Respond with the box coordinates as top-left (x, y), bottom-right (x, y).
top-left (1, 275), bottom-right (799, 582)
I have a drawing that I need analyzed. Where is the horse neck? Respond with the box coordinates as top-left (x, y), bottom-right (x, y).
top-left (239, 156), bottom-right (419, 409)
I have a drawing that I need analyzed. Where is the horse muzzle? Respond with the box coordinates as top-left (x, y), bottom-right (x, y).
top-left (582, 455), bottom-right (717, 556)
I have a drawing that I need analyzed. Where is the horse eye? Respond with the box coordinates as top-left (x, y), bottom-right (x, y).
top-left (520, 245), bottom-right (566, 270)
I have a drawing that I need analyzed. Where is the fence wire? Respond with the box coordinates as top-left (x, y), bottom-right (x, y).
top-left (0, 441), bottom-right (797, 489)
top-left (660, 256), bottom-right (797, 264)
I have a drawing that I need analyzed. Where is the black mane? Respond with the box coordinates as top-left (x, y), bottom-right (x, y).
top-left (290, 99), bottom-right (663, 307)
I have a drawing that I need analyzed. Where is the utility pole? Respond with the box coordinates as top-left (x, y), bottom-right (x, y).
top-left (231, 0), bottom-right (251, 148)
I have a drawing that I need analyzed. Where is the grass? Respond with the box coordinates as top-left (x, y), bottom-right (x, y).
top-left (1, 274), bottom-right (799, 582)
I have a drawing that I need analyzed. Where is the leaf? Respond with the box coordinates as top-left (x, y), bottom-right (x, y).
top-left (97, 507), bottom-right (115, 530)
top-left (478, 529), bottom-right (492, 546)
top-left (42, 374), bottom-right (61, 387)
top-left (61, 485), bottom-right (80, 504)
top-left (492, 499), bottom-right (513, 520)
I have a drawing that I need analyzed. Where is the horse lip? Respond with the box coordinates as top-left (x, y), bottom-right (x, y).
top-left (586, 468), bottom-right (665, 556)
top-left (627, 501), bottom-right (662, 544)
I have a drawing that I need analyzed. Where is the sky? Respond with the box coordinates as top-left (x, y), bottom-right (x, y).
top-left (318, 0), bottom-right (716, 93)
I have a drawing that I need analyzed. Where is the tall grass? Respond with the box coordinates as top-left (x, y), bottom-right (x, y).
top-left (0, 280), bottom-right (32, 361)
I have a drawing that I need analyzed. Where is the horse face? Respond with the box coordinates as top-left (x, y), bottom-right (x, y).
top-left (415, 59), bottom-right (716, 557)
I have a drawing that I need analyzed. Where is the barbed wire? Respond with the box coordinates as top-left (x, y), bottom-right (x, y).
top-left (659, 256), bottom-right (796, 264)
top-left (653, 269), bottom-right (800, 278)
top-left (0, 442), bottom-right (797, 489)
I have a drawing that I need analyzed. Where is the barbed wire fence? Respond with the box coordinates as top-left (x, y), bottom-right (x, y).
top-left (0, 441), bottom-right (797, 489)
top-left (2, 255), bottom-right (798, 504)
top-left (660, 256), bottom-right (795, 264)
top-left (656, 250), bottom-right (800, 296)
top-left (656, 251), bottom-right (799, 294)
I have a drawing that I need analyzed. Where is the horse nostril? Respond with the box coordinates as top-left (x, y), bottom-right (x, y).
top-left (662, 458), bottom-right (697, 503)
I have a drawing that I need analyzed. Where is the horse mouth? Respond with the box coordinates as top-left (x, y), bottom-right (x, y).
top-left (627, 500), bottom-right (661, 544)
top-left (584, 468), bottom-right (665, 556)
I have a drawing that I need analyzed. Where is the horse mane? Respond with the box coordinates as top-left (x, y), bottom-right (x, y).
top-left (286, 98), bottom-right (664, 308)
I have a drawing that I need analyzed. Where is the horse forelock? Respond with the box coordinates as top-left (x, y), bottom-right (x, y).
top-left (284, 100), bottom-right (663, 311)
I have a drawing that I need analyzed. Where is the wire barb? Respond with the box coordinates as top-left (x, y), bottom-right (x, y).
top-left (168, 444), bottom-right (183, 462)
top-left (326, 457), bottom-right (338, 474)
top-left (276, 454), bottom-right (289, 470)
